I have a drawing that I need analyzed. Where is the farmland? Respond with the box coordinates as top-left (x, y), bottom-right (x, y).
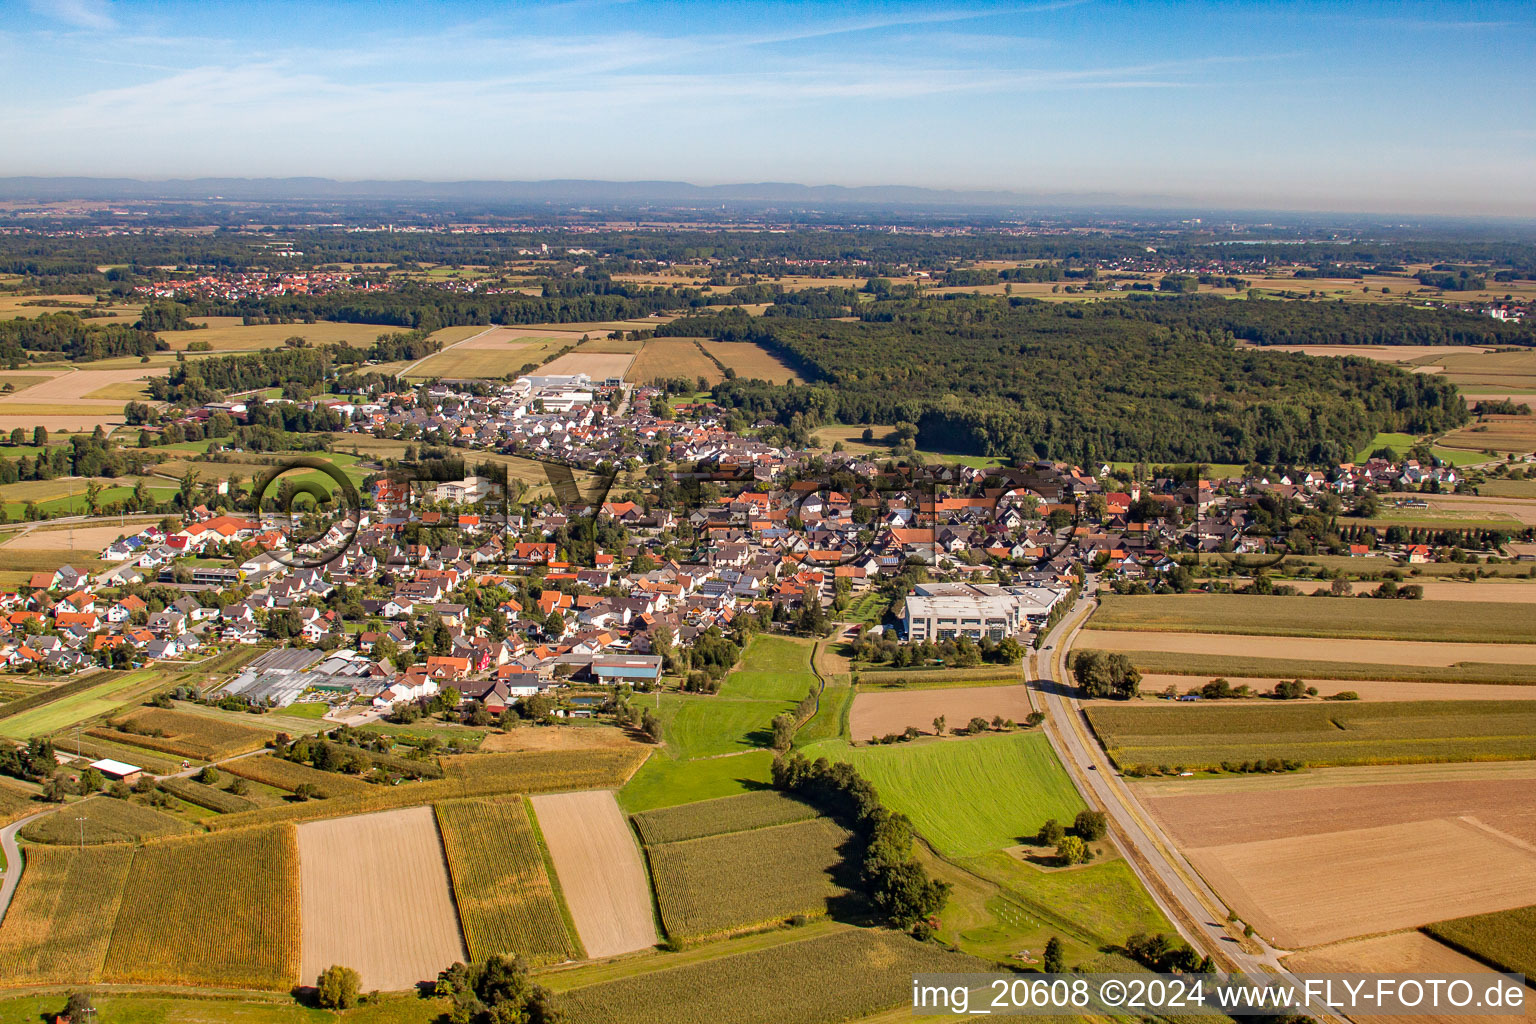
top-left (1087, 700), bottom-right (1536, 770)
top-left (435, 795), bottom-right (580, 964)
top-left (699, 340), bottom-right (800, 383)
top-left (20, 795), bottom-right (193, 844)
top-left (531, 790), bottom-right (658, 959)
top-left (1088, 593), bottom-right (1536, 644)
top-left (646, 817), bottom-right (852, 941)
top-left (1188, 819), bottom-right (1536, 949)
top-left (439, 747), bottom-right (650, 795)
top-left (103, 824), bottom-right (301, 989)
top-left (556, 927), bottom-right (987, 1024)
top-left (1140, 764), bottom-right (1536, 952)
top-left (1440, 414), bottom-right (1536, 454)
top-left (627, 338), bottom-right (724, 385)
top-left (158, 774), bottom-right (261, 813)
top-left (540, 350), bottom-right (636, 379)
top-left (809, 732), bottom-right (1083, 857)
top-left (1134, 672), bottom-right (1536, 702)
top-left (221, 752), bottom-right (376, 797)
top-left (632, 790), bottom-right (819, 845)
top-left (92, 706), bottom-right (275, 760)
top-left (157, 317), bottom-right (399, 352)
top-left (617, 748), bottom-right (776, 813)
top-left (848, 684), bottom-right (1031, 743)
top-left (1286, 930), bottom-right (1516, 1024)
top-left (296, 807), bottom-right (466, 992)
top-left (1087, 630), bottom-right (1536, 670)
top-left (402, 327), bottom-right (572, 379)
top-left (0, 843), bottom-right (133, 984)
top-left (1425, 904), bottom-right (1536, 979)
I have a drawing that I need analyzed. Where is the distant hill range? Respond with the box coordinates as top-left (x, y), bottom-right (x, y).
top-left (0, 176), bottom-right (1153, 210)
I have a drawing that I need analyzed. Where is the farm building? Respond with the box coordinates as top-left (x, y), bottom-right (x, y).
top-left (88, 758), bottom-right (144, 784)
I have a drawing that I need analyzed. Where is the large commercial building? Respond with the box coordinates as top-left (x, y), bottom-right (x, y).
top-left (902, 582), bottom-right (1066, 641)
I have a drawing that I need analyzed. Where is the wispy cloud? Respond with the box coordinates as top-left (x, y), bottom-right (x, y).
top-left (29, 0), bottom-right (116, 31)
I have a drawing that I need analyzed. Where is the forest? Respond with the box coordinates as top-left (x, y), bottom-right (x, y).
top-left (687, 296), bottom-right (1471, 464)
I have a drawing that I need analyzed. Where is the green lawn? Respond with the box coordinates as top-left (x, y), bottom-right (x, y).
top-left (617, 750), bottom-right (776, 814)
top-left (804, 732), bottom-right (1085, 857)
top-left (0, 671), bottom-right (151, 740)
top-left (721, 635), bottom-right (818, 703)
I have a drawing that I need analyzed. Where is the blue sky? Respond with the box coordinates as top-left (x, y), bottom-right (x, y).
top-left (2, 0), bottom-right (1533, 214)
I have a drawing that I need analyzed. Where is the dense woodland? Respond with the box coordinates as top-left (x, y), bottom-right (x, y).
top-left (684, 296), bottom-right (1471, 464)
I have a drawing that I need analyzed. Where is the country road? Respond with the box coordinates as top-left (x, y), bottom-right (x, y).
top-left (1027, 581), bottom-right (1351, 1021)
top-left (0, 810), bottom-right (49, 928)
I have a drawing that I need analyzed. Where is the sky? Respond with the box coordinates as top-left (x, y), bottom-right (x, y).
top-left (1, 0), bottom-right (1533, 215)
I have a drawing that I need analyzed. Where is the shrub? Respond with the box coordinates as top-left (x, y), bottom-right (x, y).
top-left (317, 964), bottom-right (361, 1009)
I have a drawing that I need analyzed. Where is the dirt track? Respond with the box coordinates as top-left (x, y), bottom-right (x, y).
top-left (530, 790), bottom-right (657, 959)
top-left (1088, 629), bottom-right (1536, 666)
top-left (297, 807), bottom-right (467, 991)
top-left (849, 684), bottom-right (1032, 741)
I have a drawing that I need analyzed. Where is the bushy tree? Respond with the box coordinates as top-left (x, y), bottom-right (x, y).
top-left (316, 964), bottom-right (361, 1009)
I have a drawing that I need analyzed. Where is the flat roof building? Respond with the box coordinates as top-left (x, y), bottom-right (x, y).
top-left (903, 582), bottom-right (1066, 642)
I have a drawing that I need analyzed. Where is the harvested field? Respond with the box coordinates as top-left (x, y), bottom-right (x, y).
top-left (1088, 700), bottom-right (1536, 770)
top-left (633, 790), bottom-right (818, 845)
top-left (0, 368), bottom-right (167, 432)
top-left (20, 795), bottom-right (193, 845)
top-left (95, 706), bottom-right (274, 760)
top-left (1433, 349), bottom-right (1536, 390)
top-left (530, 790), bottom-right (657, 958)
top-left (1186, 818), bottom-right (1536, 949)
top-left (699, 340), bottom-right (800, 383)
top-left (539, 350), bottom-right (635, 379)
top-left (1087, 629), bottom-right (1536, 666)
top-left (1135, 673), bottom-right (1536, 702)
top-left (403, 327), bottom-right (571, 379)
top-left (1088, 594), bottom-right (1535, 644)
top-left (105, 824), bottom-right (300, 989)
top-left (2, 524), bottom-right (138, 552)
top-left (479, 725), bottom-right (648, 754)
top-left (648, 818), bottom-right (851, 941)
top-left (556, 927), bottom-right (987, 1024)
top-left (849, 684), bottom-right (1031, 742)
top-left (1426, 904), bottom-right (1536, 980)
top-left (1419, 494), bottom-right (1536, 527)
top-left (435, 795), bottom-right (580, 965)
top-left (297, 807), bottom-right (466, 992)
top-left (1263, 344), bottom-right (1493, 362)
top-left (159, 318), bottom-right (396, 352)
top-left (1441, 415), bottom-right (1536, 454)
top-left (626, 338), bottom-right (723, 385)
top-left (1287, 932), bottom-right (1521, 1024)
top-left (1142, 769), bottom-right (1536, 849)
top-left (0, 843), bottom-right (133, 984)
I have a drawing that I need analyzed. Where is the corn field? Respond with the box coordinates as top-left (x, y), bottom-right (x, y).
top-left (0, 843), bottom-right (133, 984)
top-left (435, 795), bottom-right (580, 964)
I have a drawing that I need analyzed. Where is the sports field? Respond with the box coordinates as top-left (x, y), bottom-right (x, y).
top-left (296, 807), bottom-right (467, 991)
top-left (813, 732), bottom-right (1083, 857)
top-left (531, 790), bottom-right (658, 958)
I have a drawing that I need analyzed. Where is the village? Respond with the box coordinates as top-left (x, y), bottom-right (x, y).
top-left (0, 366), bottom-right (1521, 727)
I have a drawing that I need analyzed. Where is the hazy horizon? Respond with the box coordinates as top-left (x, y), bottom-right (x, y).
top-left (4, 0), bottom-right (1533, 216)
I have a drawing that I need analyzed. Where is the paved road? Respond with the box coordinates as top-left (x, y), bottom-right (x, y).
top-left (0, 810), bottom-right (50, 927)
top-left (1028, 596), bottom-right (1273, 969)
top-left (1028, 584), bottom-right (1350, 1020)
